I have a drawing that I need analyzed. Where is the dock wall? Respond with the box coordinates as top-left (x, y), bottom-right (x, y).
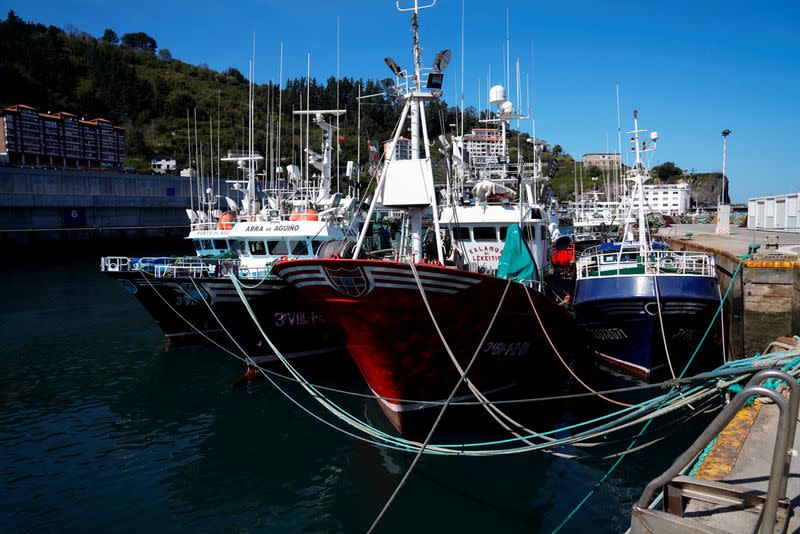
top-left (667, 237), bottom-right (798, 355)
top-left (0, 166), bottom-right (234, 241)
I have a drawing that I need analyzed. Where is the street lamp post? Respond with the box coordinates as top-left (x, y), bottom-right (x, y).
top-left (721, 129), bottom-right (731, 205)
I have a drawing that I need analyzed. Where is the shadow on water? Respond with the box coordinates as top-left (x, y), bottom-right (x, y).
top-left (0, 249), bottom-right (724, 532)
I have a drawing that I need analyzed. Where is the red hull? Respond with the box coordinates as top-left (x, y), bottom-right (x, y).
top-left (272, 259), bottom-right (574, 433)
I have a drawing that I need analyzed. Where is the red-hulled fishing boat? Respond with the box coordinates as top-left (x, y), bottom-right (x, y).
top-left (273, 3), bottom-right (573, 433)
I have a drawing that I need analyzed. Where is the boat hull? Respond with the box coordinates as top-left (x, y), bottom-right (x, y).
top-left (272, 258), bottom-right (575, 433)
top-left (105, 271), bottom-right (342, 364)
top-left (573, 274), bottom-right (723, 379)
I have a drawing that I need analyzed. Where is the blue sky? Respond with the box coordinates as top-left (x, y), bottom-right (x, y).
top-left (4, 0), bottom-right (798, 201)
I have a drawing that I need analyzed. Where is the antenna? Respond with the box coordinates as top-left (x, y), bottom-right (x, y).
top-left (460, 0), bottom-right (464, 137)
top-left (187, 108), bottom-right (193, 214)
top-left (395, 0), bottom-right (436, 13)
top-left (505, 8), bottom-right (510, 103)
top-left (616, 82), bottom-right (623, 200)
top-left (336, 16), bottom-right (340, 193)
top-left (278, 42), bottom-right (283, 190)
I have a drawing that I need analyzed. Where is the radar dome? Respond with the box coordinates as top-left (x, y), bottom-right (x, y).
top-left (489, 85), bottom-right (506, 105)
top-left (501, 101), bottom-right (514, 115)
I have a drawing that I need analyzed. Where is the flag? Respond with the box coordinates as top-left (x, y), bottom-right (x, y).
top-left (367, 139), bottom-right (379, 163)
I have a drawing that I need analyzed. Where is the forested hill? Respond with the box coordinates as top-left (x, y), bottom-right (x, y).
top-left (0, 10), bottom-right (488, 178)
top-left (0, 10), bottom-right (722, 204)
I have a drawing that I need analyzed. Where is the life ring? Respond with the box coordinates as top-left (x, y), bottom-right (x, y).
top-left (289, 209), bottom-right (319, 221)
top-left (218, 211), bottom-right (235, 230)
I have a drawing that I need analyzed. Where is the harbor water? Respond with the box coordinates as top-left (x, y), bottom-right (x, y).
top-left (2, 245), bottom-right (721, 532)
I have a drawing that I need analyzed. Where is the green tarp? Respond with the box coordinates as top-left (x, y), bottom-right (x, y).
top-left (497, 224), bottom-right (538, 283)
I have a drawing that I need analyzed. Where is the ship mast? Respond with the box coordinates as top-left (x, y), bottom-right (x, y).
top-left (623, 109), bottom-right (658, 257)
top-left (353, 0), bottom-right (445, 263)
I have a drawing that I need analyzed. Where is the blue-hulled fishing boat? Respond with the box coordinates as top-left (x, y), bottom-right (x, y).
top-left (573, 111), bottom-right (724, 379)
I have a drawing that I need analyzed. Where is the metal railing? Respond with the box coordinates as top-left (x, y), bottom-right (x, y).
top-left (100, 256), bottom-right (130, 272)
top-left (101, 255), bottom-right (274, 280)
top-left (576, 249), bottom-right (716, 279)
top-left (633, 369), bottom-right (799, 534)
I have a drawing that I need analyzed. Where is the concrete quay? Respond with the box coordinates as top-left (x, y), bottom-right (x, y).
top-left (659, 224), bottom-right (800, 356)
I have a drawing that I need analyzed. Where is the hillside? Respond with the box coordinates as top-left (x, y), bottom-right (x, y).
top-left (0, 10), bottom-right (722, 204)
top-left (0, 10), bottom-right (484, 184)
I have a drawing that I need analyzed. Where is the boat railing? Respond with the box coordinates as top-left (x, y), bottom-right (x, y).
top-left (190, 222), bottom-right (224, 232)
top-left (101, 255), bottom-right (275, 280)
top-left (100, 256), bottom-right (131, 272)
top-left (519, 279), bottom-right (546, 293)
top-left (576, 249), bottom-right (716, 279)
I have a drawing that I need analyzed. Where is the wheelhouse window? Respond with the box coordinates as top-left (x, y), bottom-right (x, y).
top-left (522, 225), bottom-right (536, 241)
top-left (193, 240), bottom-right (202, 251)
top-left (451, 227), bottom-right (471, 241)
top-left (249, 240), bottom-right (266, 256)
top-left (473, 227), bottom-right (497, 241)
top-left (227, 240), bottom-right (238, 251)
top-left (290, 240), bottom-right (309, 256)
top-left (267, 240), bottom-right (289, 255)
top-left (212, 240), bottom-right (227, 250)
top-left (499, 226), bottom-right (509, 241)
top-left (201, 239), bottom-right (212, 250)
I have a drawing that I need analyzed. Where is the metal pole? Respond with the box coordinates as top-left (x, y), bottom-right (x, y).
top-left (721, 129), bottom-right (731, 205)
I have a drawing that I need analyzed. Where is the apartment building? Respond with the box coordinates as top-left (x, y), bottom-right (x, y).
top-left (384, 137), bottom-right (412, 161)
top-left (463, 128), bottom-right (505, 164)
top-left (0, 105), bottom-right (125, 168)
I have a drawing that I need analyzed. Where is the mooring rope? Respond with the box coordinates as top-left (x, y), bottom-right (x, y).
top-left (368, 263), bottom-right (516, 533)
top-left (138, 267), bottom-right (783, 409)
top-left (653, 274), bottom-right (677, 380)
top-left (550, 256), bottom-right (745, 533)
top-left (524, 284), bottom-right (633, 408)
top-left (408, 261), bottom-right (559, 448)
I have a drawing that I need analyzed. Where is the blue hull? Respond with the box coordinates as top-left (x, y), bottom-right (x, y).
top-left (573, 275), bottom-right (724, 379)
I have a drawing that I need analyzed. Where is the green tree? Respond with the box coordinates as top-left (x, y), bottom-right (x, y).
top-left (120, 31), bottom-right (157, 51)
top-left (652, 161), bottom-right (683, 182)
top-left (552, 144), bottom-right (563, 156)
top-left (157, 48), bottom-right (172, 62)
top-left (101, 28), bottom-right (118, 44)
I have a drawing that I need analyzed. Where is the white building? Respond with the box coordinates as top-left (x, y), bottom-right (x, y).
top-left (748, 193), bottom-right (800, 231)
top-left (384, 137), bottom-right (412, 161)
top-left (463, 128), bottom-right (506, 165)
top-left (151, 157), bottom-right (177, 174)
top-left (180, 167), bottom-right (197, 178)
top-left (627, 183), bottom-right (692, 216)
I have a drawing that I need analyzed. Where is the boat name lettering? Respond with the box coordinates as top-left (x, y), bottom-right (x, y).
top-left (482, 341), bottom-right (530, 357)
top-left (273, 311), bottom-right (326, 327)
top-left (589, 328), bottom-right (628, 341)
top-left (466, 245), bottom-right (503, 264)
top-left (271, 224), bottom-right (300, 232)
top-left (245, 225), bottom-right (265, 232)
top-left (672, 328), bottom-right (697, 342)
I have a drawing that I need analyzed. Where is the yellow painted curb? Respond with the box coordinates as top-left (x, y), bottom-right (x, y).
top-left (694, 400), bottom-right (761, 480)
